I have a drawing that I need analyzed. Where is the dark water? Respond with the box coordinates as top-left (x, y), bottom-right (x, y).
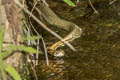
top-left (30, 1), bottom-right (120, 80)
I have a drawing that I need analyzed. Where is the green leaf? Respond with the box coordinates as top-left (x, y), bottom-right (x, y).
top-left (63, 0), bottom-right (75, 7)
top-left (0, 27), bottom-right (5, 54)
top-left (0, 28), bottom-right (6, 80)
top-left (6, 45), bottom-right (41, 54)
top-left (23, 36), bottom-right (41, 40)
top-left (5, 65), bottom-right (22, 80)
top-left (1, 50), bottom-right (13, 58)
top-left (0, 60), bottom-right (7, 80)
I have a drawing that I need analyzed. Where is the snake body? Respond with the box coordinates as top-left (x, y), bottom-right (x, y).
top-left (38, 2), bottom-right (82, 54)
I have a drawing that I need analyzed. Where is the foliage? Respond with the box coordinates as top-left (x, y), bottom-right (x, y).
top-left (0, 27), bottom-right (7, 80)
top-left (23, 36), bottom-right (41, 41)
top-left (5, 65), bottom-right (22, 80)
top-left (0, 28), bottom-right (40, 80)
top-left (63, 0), bottom-right (75, 7)
top-left (0, 27), bottom-right (22, 80)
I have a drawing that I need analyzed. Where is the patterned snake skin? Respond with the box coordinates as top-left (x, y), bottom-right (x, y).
top-left (38, 2), bottom-right (82, 55)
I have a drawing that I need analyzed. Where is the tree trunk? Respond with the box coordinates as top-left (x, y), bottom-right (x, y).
top-left (0, 0), bottom-right (24, 69)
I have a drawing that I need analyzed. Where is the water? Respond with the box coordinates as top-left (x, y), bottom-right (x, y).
top-left (29, 1), bottom-right (120, 80)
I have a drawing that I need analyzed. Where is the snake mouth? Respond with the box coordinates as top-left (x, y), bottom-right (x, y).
top-left (48, 46), bottom-right (65, 57)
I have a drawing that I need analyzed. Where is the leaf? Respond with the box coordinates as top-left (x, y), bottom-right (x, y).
top-left (63, 0), bottom-right (75, 7)
top-left (0, 27), bottom-right (5, 54)
top-left (23, 36), bottom-right (41, 40)
top-left (6, 45), bottom-right (41, 54)
top-left (0, 60), bottom-right (7, 80)
top-left (1, 50), bottom-right (13, 58)
top-left (5, 65), bottom-right (22, 80)
top-left (0, 28), bottom-right (6, 80)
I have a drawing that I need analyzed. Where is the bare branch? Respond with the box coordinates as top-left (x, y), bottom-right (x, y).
top-left (14, 0), bottom-right (76, 51)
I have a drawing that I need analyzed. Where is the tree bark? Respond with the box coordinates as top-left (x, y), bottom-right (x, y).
top-left (0, 0), bottom-right (24, 69)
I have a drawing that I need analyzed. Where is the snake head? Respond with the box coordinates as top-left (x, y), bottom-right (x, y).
top-left (48, 47), bottom-right (65, 57)
top-left (54, 49), bottom-right (65, 57)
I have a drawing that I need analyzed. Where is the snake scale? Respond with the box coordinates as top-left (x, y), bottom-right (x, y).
top-left (38, 2), bottom-right (82, 54)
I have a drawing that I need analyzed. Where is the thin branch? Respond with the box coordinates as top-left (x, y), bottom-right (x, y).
top-left (41, 37), bottom-right (49, 67)
top-left (88, 0), bottom-right (98, 14)
top-left (109, 0), bottom-right (117, 5)
top-left (29, 22), bottom-right (49, 67)
top-left (29, 0), bottom-right (39, 18)
top-left (41, 0), bottom-right (49, 7)
top-left (14, 0), bottom-right (76, 51)
top-left (29, 58), bottom-right (38, 80)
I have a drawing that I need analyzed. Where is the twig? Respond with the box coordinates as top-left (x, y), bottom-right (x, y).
top-left (41, 0), bottom-right (49, 7)
top-left (14, 0), bottom-right (76, 51)
top-left (29, 0), bottom-right (39, 18)
top-left (23, 21), bottom-right (38, 80)
top-left (29, 58), bottom-right (38, 80)
top-left (88, 0), bottom-right (98, 14)
top-left (109, 0), bottom-right (117, 5)
top-left (35, 39), bottom-right (39, 65)
top-left (29, 21), bottom-right (49, 67)
top-left (41, 37), bottom-right (49, 67)
top-left (23, 21), bottom-right (36, 65)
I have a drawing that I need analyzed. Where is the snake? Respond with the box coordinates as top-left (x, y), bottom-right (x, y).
top-left (38, 2), bottom-right (82, 55)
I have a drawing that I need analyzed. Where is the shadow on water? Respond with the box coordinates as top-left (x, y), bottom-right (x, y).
top-left (31, 1), bottom-right (120, 80)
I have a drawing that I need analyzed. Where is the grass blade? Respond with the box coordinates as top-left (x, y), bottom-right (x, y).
top-left (5, 65), bottom-right (22, 80)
